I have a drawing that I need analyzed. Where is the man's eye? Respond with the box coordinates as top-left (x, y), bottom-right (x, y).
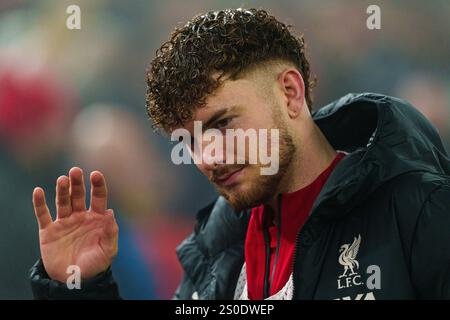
top-left (215, 118), bottom-right (232, 129)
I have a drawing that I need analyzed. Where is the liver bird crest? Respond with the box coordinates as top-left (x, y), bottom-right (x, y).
top-left (338, 234), bottom-right (361, 278)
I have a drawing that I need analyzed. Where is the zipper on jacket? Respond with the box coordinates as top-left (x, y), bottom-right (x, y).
top-left (263, 194), bottom-right (282, 299)
top-left (290, 207), bottom-right (319, 299)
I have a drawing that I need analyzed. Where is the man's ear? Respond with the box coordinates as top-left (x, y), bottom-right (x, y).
top-left (277, 68), bottom-right (306, 119)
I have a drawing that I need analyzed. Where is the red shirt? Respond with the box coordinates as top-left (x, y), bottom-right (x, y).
top-left (245, 152), bottom-right (346, 299)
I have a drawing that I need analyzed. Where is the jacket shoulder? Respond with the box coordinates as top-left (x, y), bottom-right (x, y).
top-left (385, 171), bottom-right (450, 201)
top-left (174, 197), bottom-right (250, 300)
top-left (375, 171), bottom-right (450, 264)
top-left (381, 170), bottom-right (450, 224)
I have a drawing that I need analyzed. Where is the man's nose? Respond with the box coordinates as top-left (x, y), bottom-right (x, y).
top-left (198, 146), bottom-right (220, 172)
top-left (196, 137), bottom-right (226, 172)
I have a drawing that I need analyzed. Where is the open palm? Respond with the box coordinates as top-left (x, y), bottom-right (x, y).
top-left (32, 167), bottom-right (118, 283)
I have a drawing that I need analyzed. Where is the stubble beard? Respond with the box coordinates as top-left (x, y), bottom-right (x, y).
top-left (216, 116), bottom-right (296, 212)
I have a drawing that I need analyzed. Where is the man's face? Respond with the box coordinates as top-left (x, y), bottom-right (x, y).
top-left (181, 75), bottom-right (295, 211)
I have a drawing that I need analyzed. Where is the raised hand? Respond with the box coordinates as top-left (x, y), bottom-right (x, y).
top-left (32, 167), bottom-right (119, 283)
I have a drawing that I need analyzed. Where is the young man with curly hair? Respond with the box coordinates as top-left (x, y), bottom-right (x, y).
top-left (30, 8), bottom-right (450, 300)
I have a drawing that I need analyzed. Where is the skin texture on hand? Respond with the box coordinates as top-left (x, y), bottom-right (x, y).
top-left (32, 167), bottom-right (119, 283)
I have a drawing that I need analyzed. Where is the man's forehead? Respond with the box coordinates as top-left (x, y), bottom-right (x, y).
top-left (168, 72), bottom-right (268, 134)
top-left (208, 77), bottom-right (253, 103)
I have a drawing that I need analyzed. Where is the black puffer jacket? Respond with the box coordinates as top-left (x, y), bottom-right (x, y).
top-left (30, 93), bottom-right (450, 299)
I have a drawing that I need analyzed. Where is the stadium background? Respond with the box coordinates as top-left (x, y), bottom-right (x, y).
top-left (0, 0), bottom-right (448, 299)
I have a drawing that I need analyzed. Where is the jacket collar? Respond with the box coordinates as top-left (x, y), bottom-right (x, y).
top-left (312, 92), bottom-right (450, 221)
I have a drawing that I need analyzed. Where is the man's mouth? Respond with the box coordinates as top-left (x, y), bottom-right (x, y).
top-left (214, 166), bottom-right (246, 187)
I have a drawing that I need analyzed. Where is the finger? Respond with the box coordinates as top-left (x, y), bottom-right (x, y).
top-left (69, 167), bottom-right (86, 212)
top-left (90, 171), bottom-right (108, 213)
top-left (104, 209), bottom-right (119, 256)
top-left (32, 187), bottom-right (53, 229)
top-left (104, 209), bottom-right (118, 238)
top-left (56, 175), bottom-right (71, 219)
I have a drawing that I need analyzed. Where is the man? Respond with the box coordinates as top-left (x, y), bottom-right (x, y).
top-left (30, 8), bottom-right (450, 300)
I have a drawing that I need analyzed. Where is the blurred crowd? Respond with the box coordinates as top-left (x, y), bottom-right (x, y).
top-left (0, 0), bottom-right (448, 299)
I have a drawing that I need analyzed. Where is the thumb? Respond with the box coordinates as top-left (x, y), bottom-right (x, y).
top-left (104, 209), bottom-right (119, 238)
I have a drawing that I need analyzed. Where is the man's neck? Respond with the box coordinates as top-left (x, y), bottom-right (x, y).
top-left (264, 121), bottom-right (337, 226)
top-left (281, 123), bottom-right (337, 194)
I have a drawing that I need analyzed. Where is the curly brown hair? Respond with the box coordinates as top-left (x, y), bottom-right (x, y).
top-left (146, 8), bottom-right (315, 132)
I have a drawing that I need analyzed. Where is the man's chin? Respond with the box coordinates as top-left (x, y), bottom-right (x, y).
top-left (224, 196), bottom-right (255, 212)
top-left (219, 185), bottom-right (273, 212)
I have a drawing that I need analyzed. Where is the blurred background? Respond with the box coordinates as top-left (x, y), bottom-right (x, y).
top-left (0, 0), bottom-right (448, 299)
